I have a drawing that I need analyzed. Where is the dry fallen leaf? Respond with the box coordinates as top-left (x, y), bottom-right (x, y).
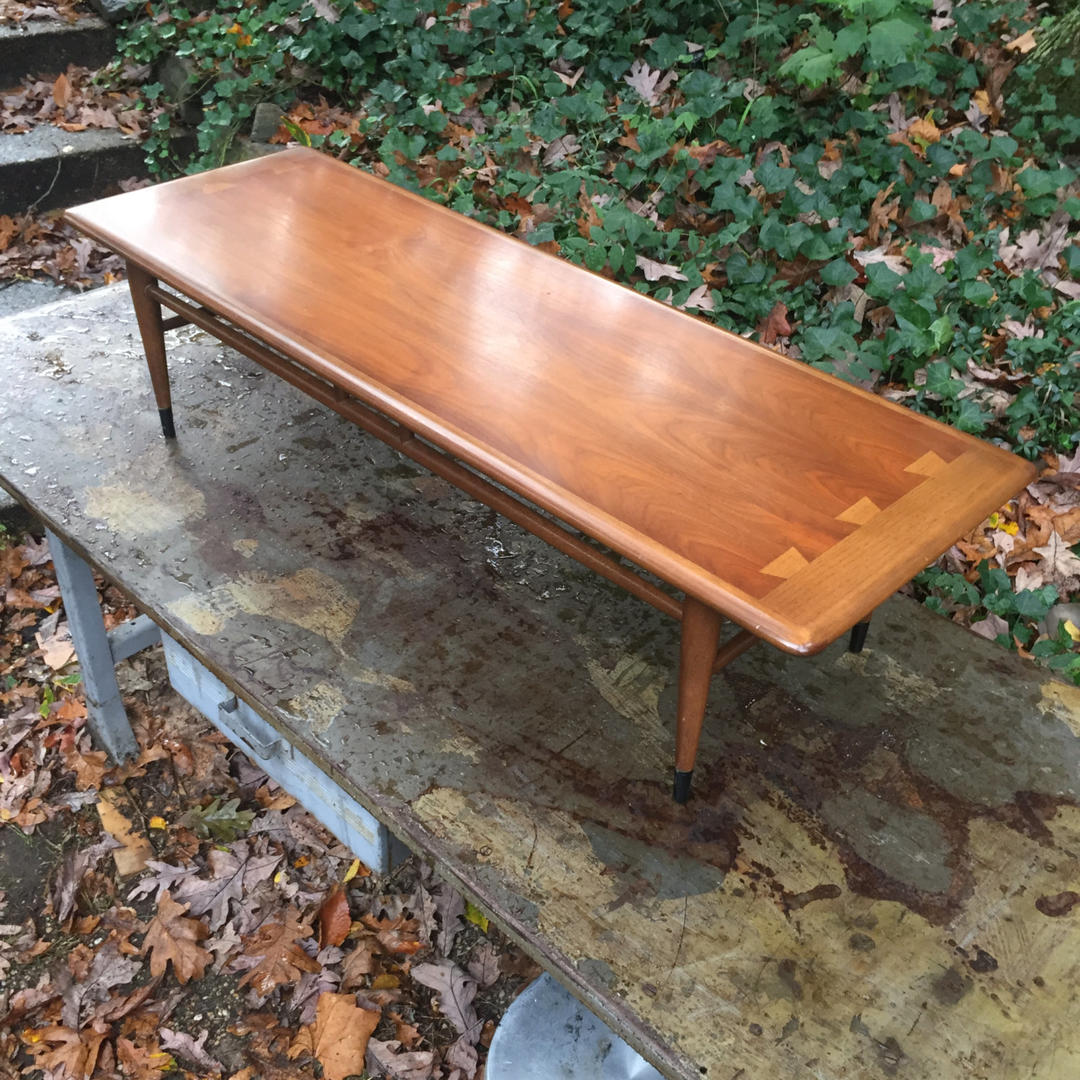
top-left (65, 748), bottom-right (108, 791)
top-left (756, 301), bottom-right (793, 346)
top-left (970, 612), bottom-right (1009, 641)
top-left (237, 905), bottom-right (320, 996)
top-left (678, 283), bottom-right (714, 312)
top-left (635, 255), bottom-right (688, 283)
top-left (467, 941), bottom-right (500, 988)
top-left (175, 843), bottom-right (281, 931)
top-left (50, 837), bottom-right (120, 922)
top-left (319, 887), bottom-right (351, 948)
top-left (1032, 533), bottom-right (1080, 590)
top-left (24, 1022), bottom-right (108, 1079)
top-left (288, 991), bottom-right (380, 1080)
top-left (365, 1038), bottom-right (438, 1080)
top-left (96, 789), bottom-right (153, 877)
top-left (411, 960), bottom-right (480, 1042)
top-left (52, 71), bottom-right (71, 108)
top-left (1005, 28), bottom-right (1037, 54)
top-left (390, 1011), bottom-right (424, 1049)
top-left (340, 937), bottom-right (378, 989)
top-left (623, 58), bottom-right (677, 106)
top-left (141, 891), bottom-right (212, 985)
top-left (362, 912), bottom-right (425, 955)
top-left (36, 621), bottom-right (75, 670)
top-left (866, 181), bottom-right (900, 245)
top-left (159, 1027), bottom-right (224, 1074)
top-left (115, 1034), bottom-right (173, 1078)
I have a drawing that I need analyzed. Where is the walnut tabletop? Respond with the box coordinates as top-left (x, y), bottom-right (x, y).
top-left (65, 148), bottom-right (1034, 654)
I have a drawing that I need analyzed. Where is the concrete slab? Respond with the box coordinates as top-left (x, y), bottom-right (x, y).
top-left (0, 15), bottom-right (115, 86)
top-left (1, 286), bottom-right (1079, 1079)
top-left (84, 0), bottom-right (137, 24)
top-left (0, 124), bottom-right (145, 214)
top-left (0, 278), bottom-right (78, 316)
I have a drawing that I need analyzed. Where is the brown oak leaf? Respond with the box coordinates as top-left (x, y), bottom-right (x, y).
top-left (141, 891), bottom-right (211, 985)
top-left (65, 748), bottom-right (108, 791)
top-left (1033, 533), bottom-right (1080, 590)
top-left (361, 912), bottom-right (424, 955)
top-left (237, 906), bottom-right (320, 997)
top-left (116, 1035), bottom-right (173, 1078)
top-left (340, 937), bottom-right (378, 989)
top-left (756, 301), bottom-right (793, 346)
top-left (23, 1022), bottom-right (107, 1079)
top-left (390, 1011), bottom-right (423, 1049)
top-left (866, 181), bottom-right (900, 244)
top-left (288, 991), bottom-right (380, 1080)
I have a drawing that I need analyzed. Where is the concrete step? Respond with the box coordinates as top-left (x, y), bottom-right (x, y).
top-left (0, 16), bottom-right (115, 86)
top-left (0, 124), bottom-right (145, 214)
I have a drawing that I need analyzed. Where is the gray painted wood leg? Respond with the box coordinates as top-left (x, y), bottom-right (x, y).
top-left (45, 529), bottom-right (139, 762)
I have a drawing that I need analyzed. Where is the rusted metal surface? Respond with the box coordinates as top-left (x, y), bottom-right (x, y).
top-left (2, 286), bottom-right (1079, 1079)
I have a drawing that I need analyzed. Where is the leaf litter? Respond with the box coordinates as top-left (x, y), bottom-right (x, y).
top-left (0, 526), bottom-right (541, 1080)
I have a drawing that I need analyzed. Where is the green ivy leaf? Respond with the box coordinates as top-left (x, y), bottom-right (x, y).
top-left (821, 258), bottom-right (856, 286)
top-left (924, 360), bottom-right (959, 398)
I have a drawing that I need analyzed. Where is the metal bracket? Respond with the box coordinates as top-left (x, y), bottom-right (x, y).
top-left (218, 695), bottom-right (283, 759)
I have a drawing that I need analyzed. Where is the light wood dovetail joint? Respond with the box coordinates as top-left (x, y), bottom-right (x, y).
top-left (65, 149), bottom-right (1037, 801)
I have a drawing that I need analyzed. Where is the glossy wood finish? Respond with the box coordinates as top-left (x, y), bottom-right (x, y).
top-left (65, 148), bottom-right (1036, 656)
top-left (125, 261), bottom-right (174, 437)
top-left (674, 597), bottom-right (723, 800)
top-left (140, 283), bottom-right (684, 623)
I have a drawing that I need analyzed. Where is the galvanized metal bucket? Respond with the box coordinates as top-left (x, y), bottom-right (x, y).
top-left (486, 973), bottom-right (664, 1079)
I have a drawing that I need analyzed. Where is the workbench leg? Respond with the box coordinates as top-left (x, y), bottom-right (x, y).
top-left (126, 260), bottom-right (176, 439)
top-left (45, 530), bottom-right (138, 762)
top-left (673, 598), bottom-right (723, 804)
top-left (849, 618), bottom-right (871, 654)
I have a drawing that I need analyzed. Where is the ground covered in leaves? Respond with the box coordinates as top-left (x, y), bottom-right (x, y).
top-left (0, 46), bottom-right (161, 288)
top-left (0, 517), bottom-right (538, 1080)
top-left (0, 0), bottom-right (88, 26)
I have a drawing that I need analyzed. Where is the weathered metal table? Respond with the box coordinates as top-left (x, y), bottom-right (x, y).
top-left (2, 287), bottom-right (1079, 1079)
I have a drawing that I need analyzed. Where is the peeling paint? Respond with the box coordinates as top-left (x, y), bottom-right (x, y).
top-left (87, 481), bottom-right (205, 535)
top-left (167, 567), bottom-right (359, 645)
top-left (232, 538), bottom-right (258, 558)
top-left (285, 682), bottom-right (349, 735)
top-left (1040, 679), bottom-right (1080, 738)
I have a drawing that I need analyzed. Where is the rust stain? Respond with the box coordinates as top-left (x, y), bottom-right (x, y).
top-left (1036, 892), bottom-right (1079, 917)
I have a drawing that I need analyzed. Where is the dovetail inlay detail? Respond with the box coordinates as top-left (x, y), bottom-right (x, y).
top-left (761, 546), bottom-right (811, 579)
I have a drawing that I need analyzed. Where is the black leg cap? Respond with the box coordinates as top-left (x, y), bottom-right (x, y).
top-left (848, 621), bottom-right (870, 654)
top-left (159, 407), bottom-right (177, 439)
top-left (673, 769), bottom-right (693, 804)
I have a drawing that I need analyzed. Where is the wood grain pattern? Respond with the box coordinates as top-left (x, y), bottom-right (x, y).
top-left (65, 148), bottom-right (1035, 652)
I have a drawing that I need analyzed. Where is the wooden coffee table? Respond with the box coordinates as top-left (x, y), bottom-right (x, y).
top-left (66, 148), bottom-right (1036, 800)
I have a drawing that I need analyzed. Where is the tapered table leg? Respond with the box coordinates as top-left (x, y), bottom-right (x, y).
top-left (674, 597), bottom-right (723, 804)
top-left (849, 618), bottom-right (871, 653)
top-left (126, 260), bottom-right (176, 438)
